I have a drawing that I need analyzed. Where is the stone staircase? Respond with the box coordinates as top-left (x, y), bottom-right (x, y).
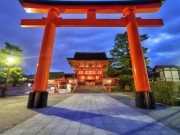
top-left (73, 85), bottom-right (107, 93)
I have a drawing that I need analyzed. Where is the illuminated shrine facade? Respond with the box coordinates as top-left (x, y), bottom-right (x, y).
top-left (68, 52), bottom-right (112, 85)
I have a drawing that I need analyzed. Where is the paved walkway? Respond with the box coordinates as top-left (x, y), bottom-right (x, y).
top-left (1, 94), bottom-right (179, 135)
top-left (108, 93), bottom-right (180, 133)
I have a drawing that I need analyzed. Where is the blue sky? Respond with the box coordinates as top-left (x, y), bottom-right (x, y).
top-left (0, 0), bottom-right (180, 74)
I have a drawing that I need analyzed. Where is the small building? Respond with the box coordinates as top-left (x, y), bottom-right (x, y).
top-left (27, 72), bottom-right (65, 90)
top-left (27, 75), bottom-right (35, 83)
top-left (153, 65), bottom-right (180, 82)
top-left (64, 73), bottom-right (76, 79)
top-left (48, 72), bottom-right (64, 87)
top-left (67, 52), bottom-right (112, 85)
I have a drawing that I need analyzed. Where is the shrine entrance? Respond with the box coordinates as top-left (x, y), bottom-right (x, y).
top-left (67, 52), bottom-right (112, 86)
top-left (19, 0), bottom-right (164, 109)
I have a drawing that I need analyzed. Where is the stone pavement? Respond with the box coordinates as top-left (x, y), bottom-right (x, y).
top-left (1, 94), bottom-right (180, 135)
top-left (108, 93), bottom-right (180, 133)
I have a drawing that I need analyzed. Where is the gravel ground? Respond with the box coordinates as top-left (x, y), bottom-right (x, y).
top-left (0, 93), bottom-right (74, 133)
top-left (108, 93), bottom-right (180, 133)
top-left (1, 88), bottom-right (180, 134)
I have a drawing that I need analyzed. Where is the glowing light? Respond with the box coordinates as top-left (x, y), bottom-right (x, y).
top-left (50, 87), bottom-right (54, 90)
top-left (69, 80), bottom-right (72, 83)
top-left (7, 57), bottom-right (15, 64)
top-left (26, 8), bottom-right (33, 13)
top-left (28, 83), bottom-right (32, 87)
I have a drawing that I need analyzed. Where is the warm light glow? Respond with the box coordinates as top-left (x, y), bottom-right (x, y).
top-left (7, 57), bottom-right (15, 64)
top-left (26, 8), bottom-right (33, 13)
top-left (28, 83), bottom-right (32, 87)
top-left (69, 80), bottom-right (72, 83)
top-left (108, 79), bottom-right (112, 83)
top-left (50, 87), bottom-right (54, 90)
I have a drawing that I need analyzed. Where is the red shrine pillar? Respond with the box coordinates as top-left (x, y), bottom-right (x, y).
top-left (123, 7), bottom-right (155, 109)
top-left (27, 8), bottom-right (59, 108)
top-left (54, 80), bottom-right (58, 93)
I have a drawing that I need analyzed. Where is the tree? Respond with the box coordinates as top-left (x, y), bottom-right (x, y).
top-left (0, 42), bottom-right (23, 97)
top-left (0, 42), bottom-right (22, 66)
top-left (9, 68), bottom-right (23, 87)
top-left (110, 32), bottom-right (149, 68)
top-left (105, 32), bottom-right (150, 90)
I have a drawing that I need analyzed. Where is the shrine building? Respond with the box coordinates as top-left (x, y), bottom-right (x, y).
top-left (67, 52), bottom-right (112, 85)
top-left (153, 65), bottom-right (180, 82)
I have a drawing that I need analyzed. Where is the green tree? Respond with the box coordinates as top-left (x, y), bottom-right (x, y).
top-left (0, 42), bottom-right (23, 97)
top-left (110, 32), bottom-right (149, 68)
top-left (105, 32), bottom-right (150, 90)
top-left (9, 68), bottom-right (23, 87)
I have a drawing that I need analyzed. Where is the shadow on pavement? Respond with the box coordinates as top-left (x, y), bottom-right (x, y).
top-left (34, 106), bottom-right (172, 135)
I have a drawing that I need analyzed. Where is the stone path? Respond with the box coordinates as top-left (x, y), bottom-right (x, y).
top-left (1, 94), bottom-right (179, 135)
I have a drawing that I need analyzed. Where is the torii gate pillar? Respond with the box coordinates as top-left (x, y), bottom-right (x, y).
top-left (124, 8), bottom-right (155, 109)
top-left (27, 8), bottom-right (59, 108)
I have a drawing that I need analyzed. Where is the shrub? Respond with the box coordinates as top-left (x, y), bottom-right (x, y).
top-left (110, 86), bottom-right (134, 93)
top-left (150, 81), bottom-right (176, 105)
top-left (118, 75), bottom-right (134, 90)
top-left (110, 87), bottom-right (121, 92)
top-left (174, 99), bottom-right (180, 106)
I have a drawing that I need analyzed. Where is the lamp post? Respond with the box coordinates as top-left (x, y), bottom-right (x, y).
top-left (1, 57), bottom-right (15, 97)
top-left (68, 79), bottom-right (72, 92)
top-left (108, 79), bottom-right (112, 91)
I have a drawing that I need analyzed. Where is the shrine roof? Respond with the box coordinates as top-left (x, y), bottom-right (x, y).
top-left (19, 0), bottom-right (164, 14)
top-left (64, 73), bottom-right (76, 78)
top-left (49, 72), bottom-right (64, 79)
top-left (153, 65), bottom-right (179, 69)
top-left (19, 0), bottom-right (164, 5)
top-left (67, 52), bottom-right (111, 61)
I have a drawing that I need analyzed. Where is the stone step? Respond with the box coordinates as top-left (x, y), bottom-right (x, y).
top-left (73, 85), bottom-right (107, 93)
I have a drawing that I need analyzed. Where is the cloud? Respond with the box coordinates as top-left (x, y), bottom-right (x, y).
top-left (145, 32), bottom-right (180, 67)
top-left (150, 52), bottom-right (180, 67)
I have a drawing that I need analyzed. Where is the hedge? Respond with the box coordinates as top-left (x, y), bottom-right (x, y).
top-left (150, 81), bottom-right (180, 106)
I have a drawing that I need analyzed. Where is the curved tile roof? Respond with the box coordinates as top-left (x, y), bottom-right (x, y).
top-left (19, 0), bottom-right (164, 5)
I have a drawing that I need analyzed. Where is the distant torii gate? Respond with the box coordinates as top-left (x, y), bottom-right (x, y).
top-left (19, 0), bottom-right (164, 109)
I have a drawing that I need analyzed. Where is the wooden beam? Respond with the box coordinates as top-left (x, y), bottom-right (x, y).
top-left (55, 18), bottom-right (128, 27)
top-left (137, 18), bottom-right (164, 27)
top-left (21, 18), bottom-right (46, 27)
top-left (21, 18), bottom-right (163, 28)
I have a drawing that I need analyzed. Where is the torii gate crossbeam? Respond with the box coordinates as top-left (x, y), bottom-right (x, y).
top-left (19, 0), bottom-right (164, 109)
top-left (21, 17), bottom-right (163, 27)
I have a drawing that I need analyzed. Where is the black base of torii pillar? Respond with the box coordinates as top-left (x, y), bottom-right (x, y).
top-left (27, 92), bottom-right (48, 109)
top-left (135, 92), bottom-right (155, 109)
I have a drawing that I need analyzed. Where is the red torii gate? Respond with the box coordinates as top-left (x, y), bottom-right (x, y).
top-left (19, 0), bottom-right (164, 109)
